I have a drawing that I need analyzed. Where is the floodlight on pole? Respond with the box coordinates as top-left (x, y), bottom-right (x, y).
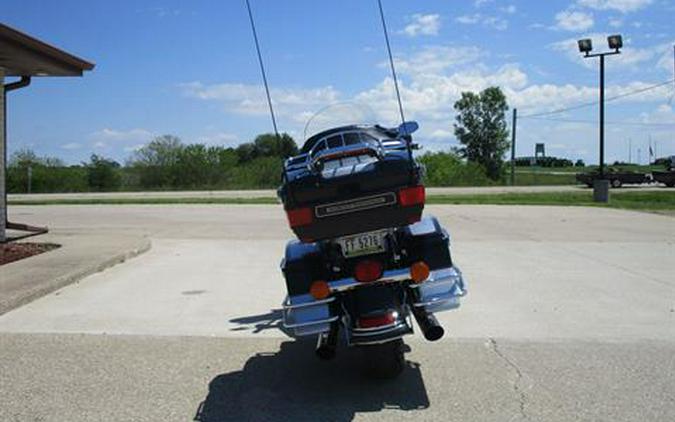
top-left (607, 34), bottom-right (623, 51)
top-left (578, 34), bottom-right (622, 203)
top-left (578, 38), bottom-right (593, 55)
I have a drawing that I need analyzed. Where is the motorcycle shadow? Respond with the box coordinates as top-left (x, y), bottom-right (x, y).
top-left (194, 338), bottom-right (430, 421)
top-left (228, 309), bottom-right (293, 337)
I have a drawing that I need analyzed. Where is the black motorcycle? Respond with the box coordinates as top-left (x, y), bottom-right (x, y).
top-left (278, 117), bottom-right (466, 378)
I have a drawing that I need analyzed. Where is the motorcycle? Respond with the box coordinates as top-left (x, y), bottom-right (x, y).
top-left (277, 108), bottom-right (467, 378)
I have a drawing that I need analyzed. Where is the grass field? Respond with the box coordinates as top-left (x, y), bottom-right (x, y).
top-left (9, 190), bottom-right (675, 215)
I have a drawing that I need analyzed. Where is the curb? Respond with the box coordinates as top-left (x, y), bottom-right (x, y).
top-left (0, 238), bottom-right (152, 316)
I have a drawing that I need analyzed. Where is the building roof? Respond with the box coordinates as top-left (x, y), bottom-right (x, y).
top-left (0, 23), bottom-right (94, 77)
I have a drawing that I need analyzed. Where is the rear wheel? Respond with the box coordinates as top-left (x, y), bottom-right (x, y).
top-left (611, 178), bottom-right (622, 188)
top-left (361, 339), bottom-right (405, 379)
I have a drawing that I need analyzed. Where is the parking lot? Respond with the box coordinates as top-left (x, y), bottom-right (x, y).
top-left (1, 204), bottom-right (673, 421)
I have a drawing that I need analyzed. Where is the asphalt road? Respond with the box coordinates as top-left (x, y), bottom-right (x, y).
top-left (1, 204), bottom-right (674, 421)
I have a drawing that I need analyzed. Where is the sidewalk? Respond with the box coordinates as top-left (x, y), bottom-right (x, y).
top-left (0, 229), bottom-right (150, 316)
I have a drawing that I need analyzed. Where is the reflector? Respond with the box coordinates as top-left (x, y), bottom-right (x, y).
top-left (309, 280), bottom-right (331, 299)
top-left (286, 207), bottom-right (313, 227)
top-left (410, 261), bottom-right (430, 283)
top-left (358, 312), bottom-right (396, 328)
top-left (354, 260), bottom-right (383, 283)
top-left (398, 185), bottom-right (425, 207)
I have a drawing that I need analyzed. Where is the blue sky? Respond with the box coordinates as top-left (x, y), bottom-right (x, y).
top-left (2, 0), bottom-right (674, 165)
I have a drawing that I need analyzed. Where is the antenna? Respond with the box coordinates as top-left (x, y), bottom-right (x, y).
top-left (245, 0), bottom-right (280, 146)
top-left (377, 0), bottom-right (406, 127)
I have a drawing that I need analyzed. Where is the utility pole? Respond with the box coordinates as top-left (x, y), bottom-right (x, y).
top-left (628, 138), bottom-right (632, 163)
top-left (510, 108), bottom-right (517, 186)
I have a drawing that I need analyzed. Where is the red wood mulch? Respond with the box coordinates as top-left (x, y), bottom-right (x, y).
top-left (0, 242), bottom-right (61, 266)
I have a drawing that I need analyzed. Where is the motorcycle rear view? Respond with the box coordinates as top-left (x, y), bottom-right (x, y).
top-left (278, 119), bottom-right (467, 378)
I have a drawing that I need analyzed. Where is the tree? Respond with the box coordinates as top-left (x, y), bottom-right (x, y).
top-left (235, 133), bottom-right (298, 163)
top-left (453, 87), bottom-right (510, 180)
top-left (85, 154), bottom-right (121, 191)
top-left (575, 159), bottom-right (585, 167)
top-left (129, 135), bottom-right (183, 188)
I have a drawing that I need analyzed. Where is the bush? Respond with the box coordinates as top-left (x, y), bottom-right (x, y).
top-left (418, 152), bottom-right (494, 187)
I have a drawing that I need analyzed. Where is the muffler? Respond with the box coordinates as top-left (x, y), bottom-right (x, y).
top-left (412, 307), bottom-right (445, 341)
top-left (315, 322), bottom-right (339, 360)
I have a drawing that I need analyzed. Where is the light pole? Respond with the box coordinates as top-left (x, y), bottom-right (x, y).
top-left (578, 34), bottom-right (622, 202)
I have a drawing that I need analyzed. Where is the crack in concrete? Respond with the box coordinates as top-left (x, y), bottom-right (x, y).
top-left (489, 338), bottom-right (530, 421)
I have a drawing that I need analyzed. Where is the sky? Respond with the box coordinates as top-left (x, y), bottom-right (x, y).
top-left (2, 0), bottom-right (674, 165)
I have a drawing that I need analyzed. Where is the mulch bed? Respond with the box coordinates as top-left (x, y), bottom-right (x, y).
top-left (0, 242), bottom-right (61, 266)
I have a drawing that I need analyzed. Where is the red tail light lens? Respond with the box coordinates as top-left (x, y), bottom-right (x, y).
top-left (358, 312), bottom-right (396, 328)
top-left (354, 260), bottom-right (383, 283)
top-left (398, 185), bottom-right (425, 207)
top-left (286, 207), bottom-right (313, 227)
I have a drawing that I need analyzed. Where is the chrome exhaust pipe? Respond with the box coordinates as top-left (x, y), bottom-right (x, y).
top-left (412, 307), bottom-right (445, 341)
top-left (315, 322), bottom-right (339, 360)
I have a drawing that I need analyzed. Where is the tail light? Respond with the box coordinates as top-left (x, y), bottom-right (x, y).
top-left (398, 185), bottom-right (425, 207)
top-left (354, 260), bottom-right (383, 283)
top-left (358, 312), bottom-right (397, 329)
top-left (286, 207), bottom-right (313, 227)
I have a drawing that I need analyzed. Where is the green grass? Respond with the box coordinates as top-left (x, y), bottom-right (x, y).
top-left (8, 197), bottom-right (279, 206)
top-left (9, 191), bottom-right (675, 214)
top-left (426, 190), bottom-right (675, 212)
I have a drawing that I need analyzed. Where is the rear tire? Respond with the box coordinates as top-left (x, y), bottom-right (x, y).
top-left (611, 179), bottom-right (622, 188)
top-left (361, 339), bottom-right (405, 379)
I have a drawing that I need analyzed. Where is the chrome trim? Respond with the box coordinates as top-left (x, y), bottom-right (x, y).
top-left (351, 320), bottom-right (399, 333)
top-left (412, 297), bottom-right (456, 308)
top-left (315, 192), bottom-right (396, 218)
top-left (328, 267), bottom-right (410, 292)
top-left (282, 315), bottom-right (339, 329)
top-left (282, 296), bottom-right (335, 310)
top-left (351, 321), bottom-right (409, 337)
top-left (350, 334), bottom-right (406, 346)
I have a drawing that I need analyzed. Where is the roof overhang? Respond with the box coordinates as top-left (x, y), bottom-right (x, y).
top-left (0, 23), bottom-right (94, 77)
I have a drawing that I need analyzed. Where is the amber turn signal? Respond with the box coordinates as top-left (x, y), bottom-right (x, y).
top-left (410, 261), bottom-right (430, 283)
top-left (309, 280), bottom-right (331, 299)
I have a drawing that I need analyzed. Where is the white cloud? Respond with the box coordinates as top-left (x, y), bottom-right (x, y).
top-left (608, 17), bottom-right (623, 28)
top-left (93, 141), bottom-right (107, 149)
top-left (60, 142), bottom-right (81, 150)
top-left (473, 0), bottom-right (492, 7)
top-left (91, 128), bottom-right (155, 143)
top-left (501, 5), bottom-right (517, 14)
top-left (196, 132), bottom-right (239, 146)
top-left (123, 144), bottom-right (146, 153)
top-left (455, 14), bottom-right (508, 30)
top-left (554, 10), bottom-right (594, 31)
top-left (401, 14), bottom-right (441, 37)
top-left (577, 0), bottom-right (652, 13)
top-left (180, 82), bottom-right (340, 116)
top-left (390, 45), bottom-right (485, 76)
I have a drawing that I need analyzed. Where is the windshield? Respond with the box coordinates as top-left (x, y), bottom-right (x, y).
top-left (303, 102), bottom-right (378, 142)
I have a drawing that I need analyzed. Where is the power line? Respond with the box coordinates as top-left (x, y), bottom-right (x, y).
top-left (523, 116), bottom-right (675, 127)
top-left (519, 78), bottom-right (675, 118)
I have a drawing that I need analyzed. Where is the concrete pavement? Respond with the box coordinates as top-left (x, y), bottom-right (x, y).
top-left (0, 204), bottom-right (673, 421)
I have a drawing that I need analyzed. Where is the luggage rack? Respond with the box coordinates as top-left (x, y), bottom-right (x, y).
top-left (308, 130), bottom-right (385, 171)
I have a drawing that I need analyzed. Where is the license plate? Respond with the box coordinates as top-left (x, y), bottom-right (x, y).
top-left (338, 230), bottom-right (387, 258)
